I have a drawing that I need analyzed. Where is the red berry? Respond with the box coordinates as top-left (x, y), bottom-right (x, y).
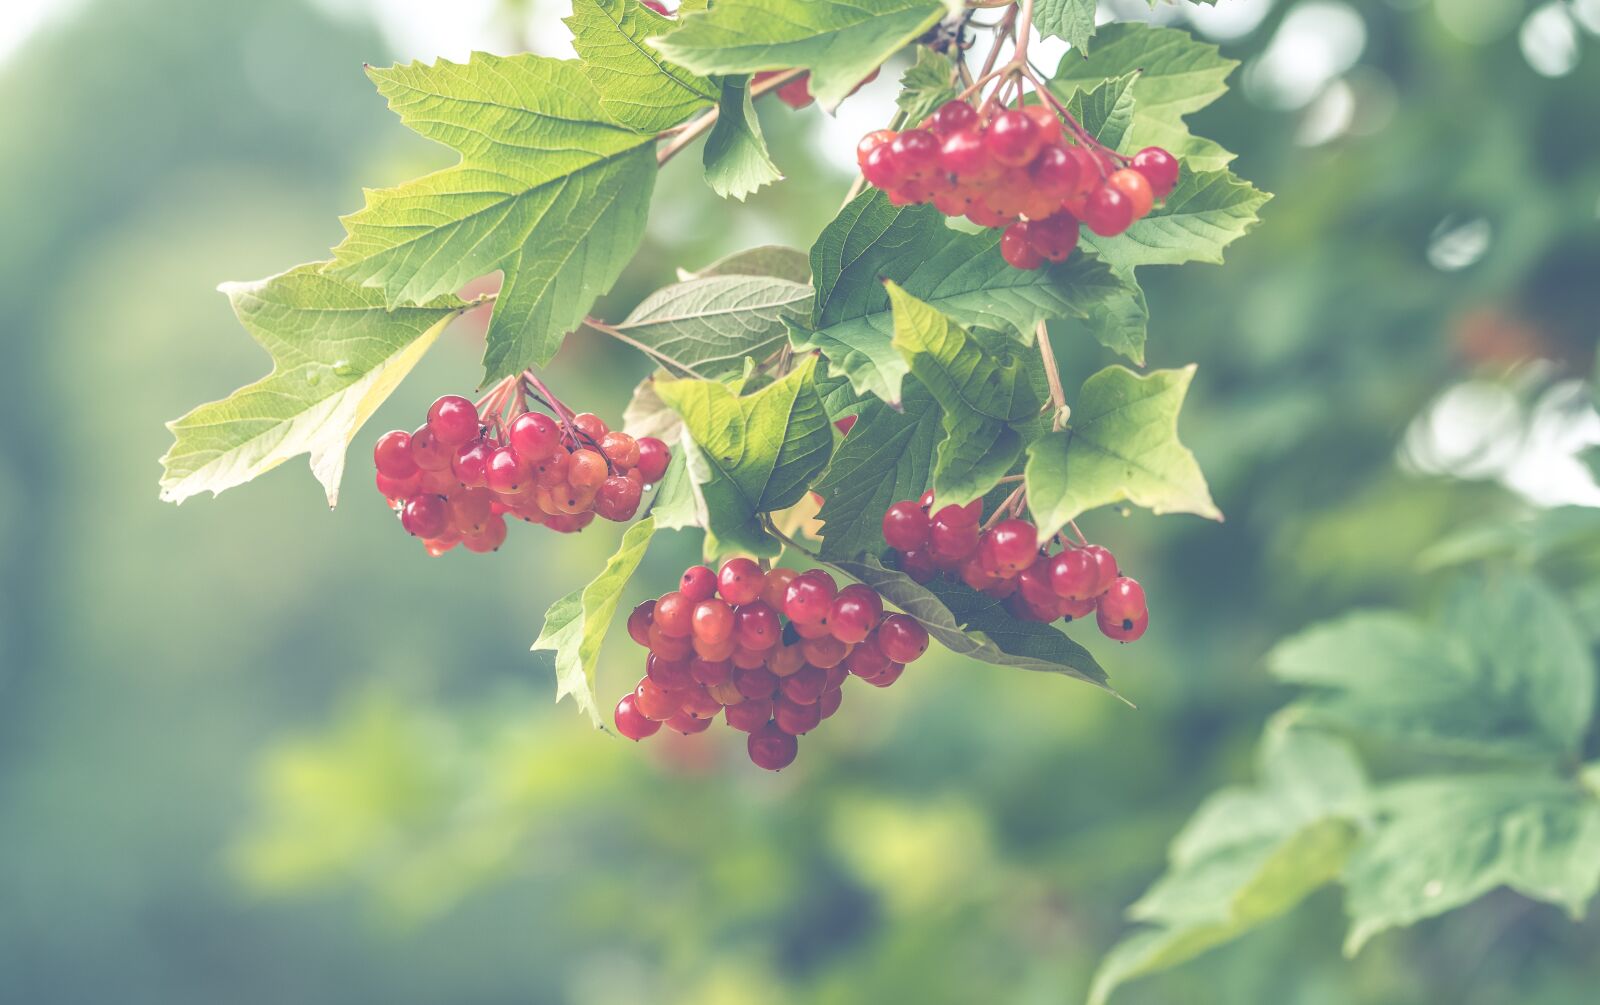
top-left (834, 414), bottom-right (858, 436)
top-left (400, 495), bottom-right (448, 538)
top-left (735, 665), bottom-right (777, 700)
top-left (1060, 595), bottom-right (1097, 622)
top-left (1049, 549), bottom-right (1099, 601)
top-left (1131, 146), bottom-right (1179, 198)
top-left (882, 500), bottom-right (931, 551)
top-left (862, 661), bottom-right (905, 688)
top-left (931, 99), bottom-right (978, 135)
top-left (1083, 544), bottom-right (1120, 595)
top-left (982, 519), bottom-right (1038, 575)
top-left (374, 430), bottom-right (418, 478)
top-left (375, 471), bottom-right (420, 501)
top-left (783, 570), bottom-right (837, 625)
top-left (734, 601), bottom-right (781, 651)
top-left (986, 110), bottom-right (1042, 167)
top-left (1099, 576), bottom-right (1147, 623)
top-left (509, 412), bottom-right (561, 461)
top-left (451, 438), bottom-right (492, 489)
top-left (747, 721), bottom-right (799, 770)
top-left (966, 202), bottom-right (1014, 229)
top-left (594, 476), bottom-right (642, 521)
top-left (690, 656), bottom-right (733, 686)
top-left (634, 678), bottom-right (680, 721)
top-left (889, 129), bottom-right (941, 180)
top-left (1027, 210), bottom-right (1080, 263)
top-left (640, 0), bottom-right (670, 13)
top-left (679, 565), bottom-right (717, 603)
top-left (766, 643), bottom-right (805, 678)
top-left (450, 488), bottom-right (494, 535)
top-left (898, 549), bottom-right (937, 583)
top-left (691, 599), bottom-right (735, 645)
top-left (829, 584), bottom-right (883, 644)
top-left (484, 446), bottom-right (528, 496)
top-left (857, 128), bottom-right (895, 166)
top-left (928, 509), bottom-right (980, 561)
top-left (653, 591), bottom-right (694, 638)
top-left (408, 425), bottom-right (451, 471)
top-left (801, 634), bottom-right (850, 669)
top-left (844, 636), bottom-right (891, 679)
top-left (626, 600), bottom-right (656, 647)
top-left (1083, 185), bottom-right (1134, 237)
top-left (613, 694), bottom-right (660, 740)
top-left (774, 695), bottom-right (823, 735)
top-left (572, 412), bottom-right (609, 443)
top-left (1028, 144), bottom-right (1080, 198)
top-left (876, 614), bottom-right (929, 664)
top-left (636, 436), bottom-right (670, 483)
top-left (775, 72), bottom-right (813, 110)
top-left (1017, 557), bottom-right (1059, 609)
top-left (725, 697), bottom-right (773, 733)
top-left (819, 687), bottom-right (843, 720)
top-left (646, 652), bottom-right (695, 690)
top-left (427, 395), bottom-right (480, 446)
top-left (761, 568), bottom-right (798, 609)
top-left (779, 664), bottom-right (828, 705)
top-left (676, 685), bottom-right (723, 720)
top-left (717, 557), bottom-right (764, 605)
top-left (1097, 606), bottom-right (1148, 642)
top-left (1107, 168), bottom-right (1154, 219)
top-left (665, 712), bottom-right (713, 735)
top-left (861, 142), bottom-right (903, 189)
top-left (1021, 104), bottom-right (1064, 146)
top-left (1001, 222), bottom-right (1044, 270)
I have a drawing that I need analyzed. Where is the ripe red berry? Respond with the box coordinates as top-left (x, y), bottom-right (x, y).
top-left (724, 697), bottom-right (773, 733)
top-left (635, 677), bottom-right (681, 721)
top-left (876, 614), bottom-right (929, 664)
top-left (626, 600), bottom-right (656, 647)
top-left (966, 201), bottom-right (1014, 229)
top-left (572, 412), bottom-right (609, 443)
top-left (450, 488), bottom-right (494, 535)
top-left (760, 568), bottom-right (798, 609)
top-left (844, 636), bottom-right (891, 679)
top-left (1131, 146), bottom-right (1179, 198)
top-left (613, 694), bottom-right (660, 740)
top-left (857, 128), bottom-right (895, 166)
top-left (834, 414), bottom-right (858, 436)
top-left (484, 446), bottom-right (528, 496)
top-left (986, 110), bottom-right (1042, 167)
top-left (568, 448), bottom-right (608, 489)
top-left (1083, 185), bottom-right (1134, 237)
top-left (801, 634), bottom-right (850, 669)
top-left (1021, 104), bottom-right (1064, 146)
top-left (734, 665), bottom-right (777, 700)
top-left (508, 412), bottom-right (560, 461)
top-left (819, 687), bottom-right (843, 720)
top-left (1027, 144), bottom-right (1080, 199)
top-left (783, 570), bottom-right (837, 625)
top-left (928, 509), bottom-right (980, 562)
top-left (653, 591), bottom-right (694, 638)
top-left (676, 685), bottom-right (723, 720)
top-left (766, 643), bottom-right (805, 678)
top-left (1049, 549), bottom-right (1099, 600)
top-left (889, 129), bottom-right (941, 180)
top-left (400, 495), bottom-right (448, 538)
top-left (1097, 606), bottom-right (1148, 642)
top-left (862, 661), bottom-right (905, 688)
top-left (408, 425), bottom-right (451, 471)
top-left (679, 565), bottom-right (717, 603)
top-left (829, 584), bottom-right (883, 644)
top-left (774, 72), bottom-right (813, 110)
top-left (691, 599), bottom-right (735, 645)
top-left (931, 99), bottom-right (978, 135)
top-left (427, 395), bottom-right (480, 446)
top-left (636, 436), bottom-right (670, 483)
top-left (594, 476), bottom-right (641, 521)
top-left (983, 519), bottom-right (1038, 575)
top-left (376, 471), bottom-right (421, 501)
top-left (1107, 168), bottom-right (1154, 219)
top-left (774, 695), bottom-right (823, 735)
top-left (734, 601), bottom-right (781, 651)
top-left (717, 557), bottom-right (764, 605)
top-left (1083, 544), bottom-right (1120, 595)
top-left (861, 142), bottom-right (903, 189)
top-left (1027, 210), bottom-right (1080, 263)
top-left (1001, 222), bottom-right (1044, 270)
top-left (747, 721), bottom-right (799, 771)
top-left (779, 664), bottom-right (828, 705)
top-left (646, 652), bottom-right (695, 690)
top-left (665, 712), bottom-right (713, 735)
top-left (898, 548), bottom-right (937, 582)
top-left (690, 656), bottom-right (733, 686)
top-left (373, 430), bottom-right (418, 479)
top-left (882, 500), bottom-right (931, 551)
top-left (1060, 595), bottom-right (1097, 622)
top-left (1099, 576), bottom-right (1147, 623)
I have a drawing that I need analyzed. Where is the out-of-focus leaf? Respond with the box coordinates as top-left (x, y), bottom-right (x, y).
top-left (702, 75), bottom-right (782, 200)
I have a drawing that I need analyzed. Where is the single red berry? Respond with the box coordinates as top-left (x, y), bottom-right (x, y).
top-left (1021, 103), bottom-right (1064, 145)
top-left (1027, 144), bottom-right (1080, 199)
top-left (829, 584), bottom-right (883, 644)
top-left (774, 695), bottom-right (823, 735)
top-left (801, 634), bottom-right (850, 669)
top-left (931, 98), bottom-right (978, 135)
top-left (679, 565), bottom-right (717, 603)
top-left (844, 635), bottom-right (891, 679)
top-left (898, 549), bottom-right (937, 583)
top-left (1001, 222), bottom-right (1044, 270)
top-left (653, 591), bottom-right (694, 638)
top-left (1131, 146), bottom-right (1179, 198)
top-left (400, 495), bottom-right (448, 538)
top-left (594, 476), bottom-right (641, 521)
top-left (1017, 557), bottom-right (1059, 610)
top-left (877, 614), bottom-right (929, 664)
top-left (427, 395), bottom-right (480, 446)
top-left (966, 201), bottom-right (1014, 229)
top-left (1107, 168), bottom-right (1154, 219)
top-left (647, 624), bottom-right (691, 661)
top-left (376, 471), bottom-right (421, 501)
top-left (747, 721), bottom-right (799, 770)
top-left (636, 436), bottom-right (670, 483)
top-left (484, 446), bottom-right (528, 496)
top-left (676, 685), bottom-right (723, 720)
top-left (646, 652), bottom-right (695, 691)
top-left (861, 141), bottom-right (903, 189)
top-left (463, 515), bottom-right (508, 553)
top-left (1083, 544), bottom-right (1120, 595)
top-left (985, 110), bottom-right (1042, 167)
top-left (783, 570), bottom-right (837, 625)
top-left (928, 510), bottom-right (980, 561)
top-left (408, 425), bottom-right (452, 471)
top-left (691, 599), bottom-right (735, 645)
top-left (819, 687), bottom-right (843, 720)
top-left (779, 664), bottom-right (828, 705)
top-left (665, 712), bottom-right (713, 735)
top-left (449, 488), bottom-right (493, 535)
top-left (1099, 576), bottom-right (1147, 624)
top-left (1049, 549), bottom-right (1099, 601)
top-left (1060, 595), bottom-right (1097, 622)
top-left (1027, 210), bottom-right (1080, 263)
top-left (626, 600), bottom-right (656, 647)
top-left (635, 678), bottom-right (681, 721)
top-left (983, 519), bottom-right (1039, 575)
top-left (509, 412), bottom-right (561, 462)
top-left (613, 694), bottom-right (661, 740)
top-left (374, 430), bottom-right (418, 479)
top-left (717, 557), bottom-right (764, 605)
top-left (760, 568), bottom-right (798, 610)
top-left (888, 129), bottom-right (941, 180)
top-left (734, 601), bottom-right (781, 651)
top-left (725, 697), bottom-right (773, 733)
top-left (690, 656), bottom-right (733, 687)
top-left (734, 665), bottom-right (777, 700)
top-left (775, 72), bottom-right (813, 110)
top-left (882, 500), bottom-right (931, 551)
top-left (1083, 185), bottom-right (1134, 237)
top-left (571, 412), bottom-right (609, 443)
top-left (1097, 606), bottom-right (1148, 642)
top-left (857, 128), bottom-right (896, 166)
top-left (451, 438), bottom-right (492, 489)
top-left (862, 661), bottom-right (905, 688)
top-left (731, 646), bottom-right (768, 670)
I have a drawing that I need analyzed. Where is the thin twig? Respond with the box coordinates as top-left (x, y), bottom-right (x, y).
top-left (982, 485), bottom-right (1026, 531)
top-left (1035, 320), bottom-right (1068, 429)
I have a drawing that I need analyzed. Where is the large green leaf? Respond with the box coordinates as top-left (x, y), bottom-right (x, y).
top-left (895, 47), bottom-right (959, 125)
top-left (159, 265), bottom-right (468, 506)
top-left (1343, 774), bottom-right (1600, 954)
top-left (1089, 721), bottom-right (1366, 1005)
top-left (830, 556), bottom-right (1113, 692)
top-left (1083, 168), bottom-right (1271, 270)
top-left (655, 354), bottom-right (833, 559)
top-left (1271, 573), bottom-right (1596, 762)
top-left (1024, 364), bottom-right (1219, 543)
top-left (799, 193), bottom-right (1141, 402)
top-left (327, 53), bottom-right (657, 382)
top-left (813, 379), bottom-right (940, 560)
top-left (1034, 0), bottom-right (1098, 53)
top-left (889, 283), bottom-right (1041, 505)
top-left (702, 75), bottom-right (782, 201)
top-left (596, 274), bottom-right (812, 379)
top-left (1049, 23), bottom-right (1238, 171)
top-left (652, 0), bottom-right (945, 109)
top-left (532, 517), bottom-right (658, 727)
top-left (566, 0), bottom-right (717, 132)
top-left (1065, 73), bottom-right (1139, 152)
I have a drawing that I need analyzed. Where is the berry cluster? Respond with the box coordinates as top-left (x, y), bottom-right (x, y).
top-left (612, 558), bottom-right (932, 770)
top-left (882, 493), bottom-right (1149, 642)
top-left (372, 389), bottom-right (669, 556)
top-left (856, 98), bottom-right (1180, 270)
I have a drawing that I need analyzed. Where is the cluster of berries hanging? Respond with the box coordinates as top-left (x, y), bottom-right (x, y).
top-left (613, 558), bottom-right (932, 770)
top-left (882, 492), bottom-right (1149, 642)
top-left (857, 97), bottom-right (1180, 270)
top-left (371, 375), bottom-right (669, 556)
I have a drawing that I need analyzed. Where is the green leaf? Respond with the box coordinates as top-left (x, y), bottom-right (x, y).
top-left (1034, 0), bottom-right (1098, 53)
top-left (159, 265), bottom-right (468, 506)
top-left (702, 75), bottom-right (782, 201)
top-left (1083, 168), bottom-right (1271, 270)
top-left (1064, 72), bottom-right (1139, 152)
top-left (652, 0), bottom-right (945, 109)
top-left (655, 354), bottom-right (833, 559)
top-left (1343, 774), bottom-right (1600, 955)
top-left (1024, 364), bottom-right (1219, 543)
top-left (814, 379), bottom-right (941, 560)
top-left (830, 556), bottom-right (1113, 692)
top-left (566, 0), bottom-right (717, 132)
top-left (597, 273), bottom-right (812, 379)
top-left (800, 192), bottom-right (1137, 402)
top-left (1077, 268), bottom-right (1148, 365)
top-left (645, 432), bottom-right (701, 531)
top-left (531, 516), bottom-right (658, 727)
top-left (327, 53), bottom-right (657, 382)
top-left (1270, 573), bottom-right (1597, 762)
top-left (889, 283), bottom-right (1040, 505)
top-left (1049, 23), bottom-right (1238, 171)
top-left (684, 244), bottom-right (811, 283)
top-left (895, 47), bottom-right (959, 125)
top-left (1089, 721), bottom-right (1366, 1005)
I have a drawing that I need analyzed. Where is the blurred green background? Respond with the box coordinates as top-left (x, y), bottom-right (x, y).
top-left (2, 0), bottom-right (1599, 1002)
